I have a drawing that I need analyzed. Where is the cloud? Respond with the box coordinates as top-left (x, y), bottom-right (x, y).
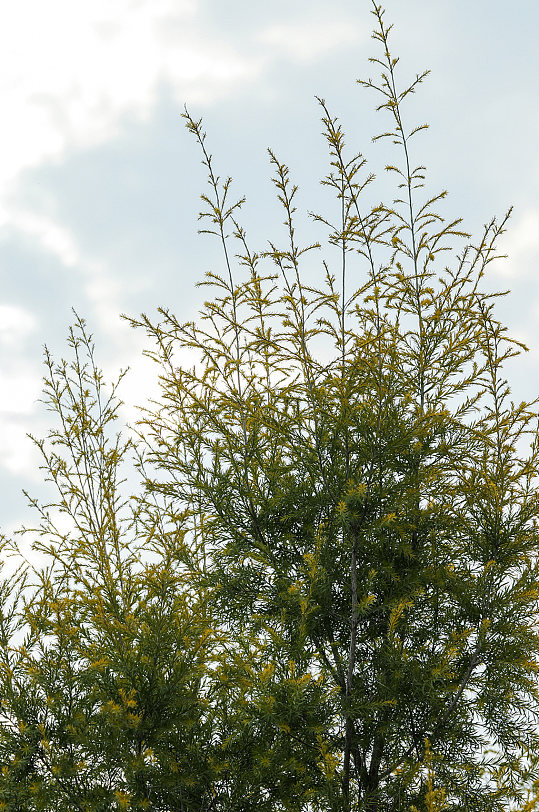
top-left (0, 305), bottom-right (41, 475)
top-left (0, 0), bottom-right (262, 198)
top-left (257, 18), bottom-right (364, 63)
top-left (0, 303), bottom-right (40, 418)
top-left (495, 208), bottom-right (539, 278)
top-left (0, 304), bottom-right (37, 348)
top-left (0, 208), bottom-right (123, 337)
top-left (0, 0), bottom-right (269, 360)
top-left (0, 209), bottom-right (80, 266)
top-left (0, 419), bottom-right (40, 476)
top-left (0, 369), bottom-right (41, 416)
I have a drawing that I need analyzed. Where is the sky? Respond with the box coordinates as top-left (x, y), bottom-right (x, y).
top-left (1, 0), bottom-right (538, 536)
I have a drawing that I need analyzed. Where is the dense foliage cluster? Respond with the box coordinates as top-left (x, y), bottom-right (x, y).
top-left (2, 4), bottom-right (539, 811)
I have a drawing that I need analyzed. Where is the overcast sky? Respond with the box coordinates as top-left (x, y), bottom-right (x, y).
top-left (1, 0), bottom-right (538, 534)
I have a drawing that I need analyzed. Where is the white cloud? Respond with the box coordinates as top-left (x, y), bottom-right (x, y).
top-left (0, 304), bottom-right (37, 348)
top-left (0, 1), bottom-right (367, 205)
top-left (0, 0), bottom-right (269, 363)
top-left (258, 18), bottom-right (364, 63)
top-left (0, 419), bottom-right (40, 475)
top-left (0, 0), bottom-right (262, 197)
top-left (0, 368), bottom-right (41, 416)
top-left (495, 208), bottom-right (539, 278)
top-left (0, 304), bottom-right (41, 477)
top-left (1, 208), bottom-right (80, 266)
top-left (0, 208), bottom-right (127, 343)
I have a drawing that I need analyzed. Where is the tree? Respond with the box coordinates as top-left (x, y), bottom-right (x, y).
top-left (0, 322), bottom-right (323, 810)
top-left (129, 3), bottom-right (539, 810)
top-left (2, 3), bottom-right (539, 811)
top-left (0, 317), bottom-right (223, 811)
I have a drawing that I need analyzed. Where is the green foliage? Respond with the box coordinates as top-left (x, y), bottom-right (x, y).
top-left (129, 3), bottom-right (539, 810)
top-left (0, 324), bottom-right (322, 810)
top-left (0, 318), bottom-right (221, 810)
top-left (1, 3), bottom-right (539, 811)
